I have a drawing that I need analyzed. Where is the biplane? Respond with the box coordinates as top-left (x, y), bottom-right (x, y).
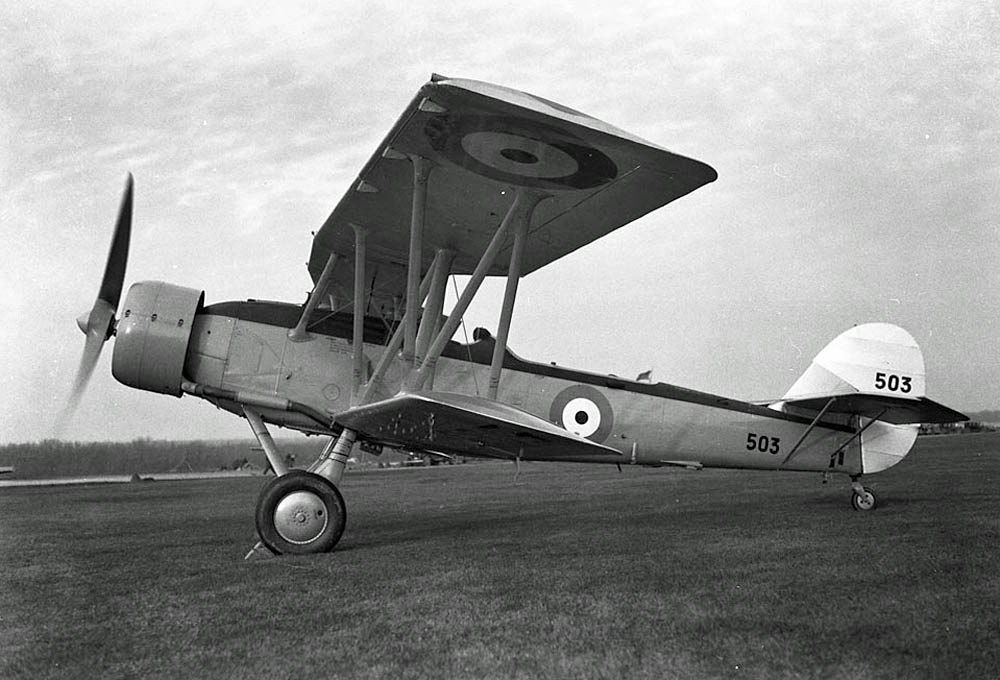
top-left (69, 75), bottom-right (966, 555)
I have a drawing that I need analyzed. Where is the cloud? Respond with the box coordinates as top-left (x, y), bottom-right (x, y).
top-left (1, 0), bottom-right (998, 442)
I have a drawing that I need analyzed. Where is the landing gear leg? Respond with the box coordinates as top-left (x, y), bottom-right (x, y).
top-left (310, 428), bottom-right (357, 485)
top-left (850, 476), bottom-right (877, 511)
top-left (243, 411), bottom-right (353, 557)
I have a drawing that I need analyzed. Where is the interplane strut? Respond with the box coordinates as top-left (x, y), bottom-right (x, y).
top-left (351, 224), bottom-right (368, 401)
top-left (404, 154), bottom-right (432, 368)
top-left (408, 187), bottom-right (547, 393)
top-left (487, 192), bottom-right (544, 399)
top-left (414, 248), bottom-right (456, 377)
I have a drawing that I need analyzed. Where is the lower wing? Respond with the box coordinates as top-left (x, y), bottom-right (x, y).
top-left (336, 391), bottom-right (622, 460)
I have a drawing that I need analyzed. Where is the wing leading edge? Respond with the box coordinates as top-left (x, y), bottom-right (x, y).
top-left (335, 391), bottom-right (622, 460)
top-left (308, 75), bottom-right (717, 317)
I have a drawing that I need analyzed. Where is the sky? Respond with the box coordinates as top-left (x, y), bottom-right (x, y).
top-left (1, 0), bottom-right (997, 443)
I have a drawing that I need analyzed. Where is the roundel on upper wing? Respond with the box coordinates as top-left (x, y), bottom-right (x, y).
top-left (549, 384), bottom-right (614, 443)
top-left (423, 115), bottom-right (618, 190)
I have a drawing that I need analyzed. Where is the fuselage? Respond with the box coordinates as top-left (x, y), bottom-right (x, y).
top-left (178, 300), bottom-right (866, 475)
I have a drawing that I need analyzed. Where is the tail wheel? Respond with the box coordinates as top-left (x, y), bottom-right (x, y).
top-left (851, 486), bottom-right (877, 511)
top-left (255, 470), bottom-right (346, 554)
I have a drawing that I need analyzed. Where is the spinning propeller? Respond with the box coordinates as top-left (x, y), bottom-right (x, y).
top-left (59, 174), bottom-right (133, 432)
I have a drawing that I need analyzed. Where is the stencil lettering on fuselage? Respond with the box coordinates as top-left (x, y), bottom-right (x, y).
top-left (549, 385), bottom-right (614, 443)
top-left (828, 449), bottom-right (846, 469)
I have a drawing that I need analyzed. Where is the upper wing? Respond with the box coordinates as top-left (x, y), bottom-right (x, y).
top-left (308, 74), bottom-right (717, 315)
top-left (335, 391), bottom-right (622, 460)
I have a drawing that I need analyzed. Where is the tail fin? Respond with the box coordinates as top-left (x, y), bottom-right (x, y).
top-left (771, 323), bottom-right (966, 473)
top-left (775, 323), bottom-right (964, 425)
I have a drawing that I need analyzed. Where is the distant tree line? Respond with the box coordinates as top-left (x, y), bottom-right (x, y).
top-left (0, 438), bottom-right (330, 480)
top-left (919, 421), bottom-right (994, 436)
top-left (966, 410), bottom-right (1000, 424)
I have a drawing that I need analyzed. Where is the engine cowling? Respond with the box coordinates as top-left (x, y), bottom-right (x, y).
top-left (112, 281), bottom-right (204, 396)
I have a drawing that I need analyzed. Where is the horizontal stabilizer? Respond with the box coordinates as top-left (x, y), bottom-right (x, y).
top-left (336, 391), bottom-right (622, 460)
top-left (779, 394), bottom-right (967, 425)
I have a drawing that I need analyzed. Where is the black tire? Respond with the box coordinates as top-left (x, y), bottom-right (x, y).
top-left (255, 470), bottom-right (346, 555)
top-left (851, 486), bottom-right (877, 511)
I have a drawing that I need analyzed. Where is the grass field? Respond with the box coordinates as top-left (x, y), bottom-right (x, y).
top-left (2, 433), bottom-right (998, 679)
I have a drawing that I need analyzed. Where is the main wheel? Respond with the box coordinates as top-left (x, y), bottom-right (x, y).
top-left (255, 470), bottom-right (346, 555)
top-left (851, 486), bottom-right (877, 511)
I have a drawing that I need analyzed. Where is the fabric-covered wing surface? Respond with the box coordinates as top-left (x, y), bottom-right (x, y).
top-left (308, 74), bottom-right (717, 317)
top-left (335, 391), bottom-right (622, 460)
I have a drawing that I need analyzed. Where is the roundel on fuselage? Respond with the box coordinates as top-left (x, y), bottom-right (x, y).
top-left (549, 384), bottom-right (614, 443)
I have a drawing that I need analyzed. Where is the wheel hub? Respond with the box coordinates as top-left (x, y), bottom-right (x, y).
top-left (273, 491), bottom-right (329, 544)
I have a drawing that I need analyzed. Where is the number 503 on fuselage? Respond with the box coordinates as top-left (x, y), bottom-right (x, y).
top-left (68, 75), bottom-right (966, 555)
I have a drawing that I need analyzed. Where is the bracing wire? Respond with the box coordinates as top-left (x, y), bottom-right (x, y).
top-left (451, 274), bottom-right (481, 397)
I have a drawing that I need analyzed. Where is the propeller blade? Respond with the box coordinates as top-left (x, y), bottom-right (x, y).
top-left (58, 301), bottom-right (116, 432)
top-left (57, 174), bottom-right (134, 436)
top-left (97, 173), bottom-right (133, 310)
